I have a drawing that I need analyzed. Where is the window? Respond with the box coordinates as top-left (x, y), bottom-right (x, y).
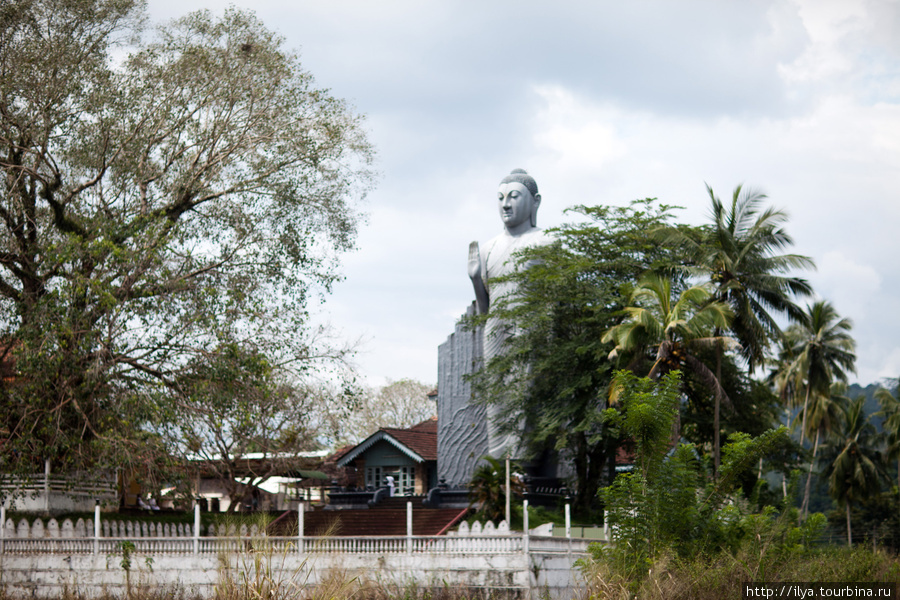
top-left (365, 466), bottom-right (416, 495)
top-left (365, 467), bottom-right (382, 490)
top-left (398, 466), bottom-right (415, 495)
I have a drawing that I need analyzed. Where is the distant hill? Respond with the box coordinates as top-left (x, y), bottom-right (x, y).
top-left (848, 380), bottom-right (898, 431)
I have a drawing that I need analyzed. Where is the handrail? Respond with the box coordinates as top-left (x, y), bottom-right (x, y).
top-left (434, 507), bottom-right (471, 537)
top-left (266, 509), bottom-right (294, 534)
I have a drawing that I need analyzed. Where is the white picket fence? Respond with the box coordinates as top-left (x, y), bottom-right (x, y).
top-left (1, 535), bottom-right (589, 555)
top-left (0, 505), bottom-right (596, 556)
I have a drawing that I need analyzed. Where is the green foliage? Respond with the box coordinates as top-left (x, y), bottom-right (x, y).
top-left (778, 301), bottom-right (857, 446)
top-left (680, 185), bottom-right (815, 374)
top-left (603, 273), bottom-right (734, 382)
top-left (875, 379), bottom-right (900, 485)
top-left (596, 372), bottom-right (794, 584)
top-left (679, 348), bottom-right (787, 464)
top-left (118, 540), bottom-right (136, 573)
top-left (467, 193), bottom-right (812, 516)
top-left (0, 2), bottom-right (373, 483)
top-left (824, 394), bottom-right (886, 545)
top-left (833, 487), bottom-right (900, 552)
top-left (609, 370), bottom-right (682, 478)
top-left (468, 199), bottom-right (689, 515)
top-left (161, 344), bottom-right (322, 512)
top-left (467, 455), bottom-right (524, 524)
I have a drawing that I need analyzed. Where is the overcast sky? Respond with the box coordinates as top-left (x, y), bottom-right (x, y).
top-left (149, 0), bottom-right (900, 388)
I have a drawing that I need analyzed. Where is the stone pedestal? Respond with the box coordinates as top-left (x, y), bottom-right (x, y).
top-left (436, 303), bottom-right (487, 487)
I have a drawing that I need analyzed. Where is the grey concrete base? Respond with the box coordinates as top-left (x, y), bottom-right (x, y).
top-left (437, 303), bottom-right (488, 488)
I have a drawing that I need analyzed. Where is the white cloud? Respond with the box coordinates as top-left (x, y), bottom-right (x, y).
top-left (140, 0), bottom-right (900, 387)
top-left (813, 251), bottom-right (882, 318)
top-left (779, 0), bottom-right (868, 84)
top-left (530, 85), bottom-right (624, 170)
top-left (876, 349), bottom-right (900, 383)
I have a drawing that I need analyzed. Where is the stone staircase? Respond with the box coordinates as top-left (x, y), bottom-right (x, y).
top-left (269, 497), bottom-right (469, 537)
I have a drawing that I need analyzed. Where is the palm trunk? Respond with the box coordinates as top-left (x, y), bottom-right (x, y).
top-left (800, 427), bottom-right (820, 518)
top-left (782, 408), bottom-right (791, 498)
top-left (846, 503), bottom-right (853, 548)
top-left (714, 337), bottom-right (722, 479)
top-left (799, 385), bottom-right (811, 447)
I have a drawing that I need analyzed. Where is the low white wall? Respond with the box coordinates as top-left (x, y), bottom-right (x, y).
top-left (0, 546), bottom-right (589, 599)
top-left (0, 554), bottom-right (220, 598)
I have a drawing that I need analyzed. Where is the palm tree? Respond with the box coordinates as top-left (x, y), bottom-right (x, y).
top-left (603, 273), bottom-right (734, 446)
top-left (697, 184), bottom-right (814, 372)
top-left (875, 379), bottom-right (900, 486)
top-left (769, 332), bottom-right (808, 497)
top-left (663, 184), bottom-right (814, 473)
top-left (826, 395), bottom-right (884, 547)
top-left (799, 383), bottom-right (849, 517)
top-left (783, 301), bottom-right (856, 448)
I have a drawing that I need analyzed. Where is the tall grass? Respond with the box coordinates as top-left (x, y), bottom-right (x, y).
top-left (580, 547), bottom-right (900, 600)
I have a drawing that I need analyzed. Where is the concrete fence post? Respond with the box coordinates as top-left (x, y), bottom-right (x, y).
top-left (565, 503), bottom-right (571, 539)
top-left (522, 499), bottom-right (529, 556)
top-left (93, 504), bottom-right (100, 555)
top-left (297, 502), bottom-right (305, 554)
top-left (1, 504), bottom-right (5, 555)
top-left (193, 503), bottom-right (200, 555)
top-left (505, 456), bottom-right (510, 527)
top-left (406, 501), bottom-right (413, 554)
top-left (44, 459), bottom-right (51, 515)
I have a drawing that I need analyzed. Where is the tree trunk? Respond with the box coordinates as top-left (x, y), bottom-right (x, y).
top-left (800, 427), bottom-right (820, 518)
top-left (799, 385), bottom-right (811, 447)
top-left (846, 502), bottom-right (853, 548)
top-left (782, 408), bottom-right (791, 498)
top-left (713, 337), bottom-right (722, 479)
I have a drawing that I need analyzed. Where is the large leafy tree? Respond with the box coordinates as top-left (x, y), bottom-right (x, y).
top-left (0, 2), bottom-right (374, 482)
top-left (315, 378), bottom-right (437, 447)
top-left (468, 199), bottom-right (687, 516)
top-left (164, 345), bottom-right (322, 512)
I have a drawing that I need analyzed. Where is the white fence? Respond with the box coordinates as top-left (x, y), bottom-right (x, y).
top-left (0, 504), bottom-right (598, 557)
top-left (1, 534), bottom-right (590, 555)
top-left (1, 469), bottom-right (117, 513)
top-left (0, 506), bottom-right (599, 599)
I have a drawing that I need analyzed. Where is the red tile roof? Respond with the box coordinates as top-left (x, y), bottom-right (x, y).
top-left (380, 418), bottom-right (437, 461)
top-left (335, 418), bottom-right (438, 467)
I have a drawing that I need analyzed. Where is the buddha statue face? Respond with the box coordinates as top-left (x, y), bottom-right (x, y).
top-left (497, 182), bottom-right (540, 232)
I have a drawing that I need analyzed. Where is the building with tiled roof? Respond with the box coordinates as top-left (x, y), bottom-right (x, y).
top-left (335, 417), bottom-right (437, 496)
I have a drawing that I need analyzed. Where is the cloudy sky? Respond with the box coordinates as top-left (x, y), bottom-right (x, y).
top-left (149, 0), bottom-right (900, 388)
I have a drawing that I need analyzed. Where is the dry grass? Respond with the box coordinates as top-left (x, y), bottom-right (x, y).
top-left (4, 544), bottom-right (899, 600)
top-left (579, 546), bottom-right (900, 600)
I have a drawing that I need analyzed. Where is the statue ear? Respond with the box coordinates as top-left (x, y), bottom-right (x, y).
top-left (531, 194), bottom-right (541, 227)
